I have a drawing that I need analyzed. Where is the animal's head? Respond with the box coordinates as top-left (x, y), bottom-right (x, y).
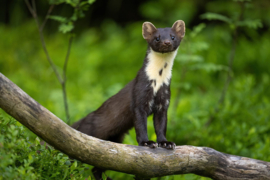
top-left (142, 20), bottom-right (185, 53)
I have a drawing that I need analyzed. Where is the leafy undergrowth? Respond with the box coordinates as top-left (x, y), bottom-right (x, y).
top-left (0, 117), bottom-right (94, 180)
top-left (0, 115), bottom-right (211, 180)
top-left (167, 74), bottom-right (270, 162)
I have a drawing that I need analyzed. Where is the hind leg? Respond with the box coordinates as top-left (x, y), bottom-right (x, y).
top-left (92, 133), bottom-right (126, 180)
top-left (108, 133), bottom-right (126, 144)
top-left (92, 167), bottom-right (112, 180)
top-left (134, 176), bottom-right (150, 180)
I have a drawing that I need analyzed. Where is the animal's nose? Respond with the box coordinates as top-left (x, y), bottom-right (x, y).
top-left (164, 40), bottom-right (171, 45)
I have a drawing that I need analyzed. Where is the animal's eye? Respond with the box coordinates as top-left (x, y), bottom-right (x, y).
top-left (155, 37), bottom-right (160, 41)
top-left (171, 36), bottom-right (175, 40)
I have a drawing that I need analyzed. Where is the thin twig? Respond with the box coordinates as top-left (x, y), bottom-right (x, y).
top-left (217, 30), bottom-right (237, 105)
top-left (24, 0), bottom-right (34, 16)
top-left (24, 0), bottom-right (72, 123)
top-left (63, 37), bottom-right (73, 83)
top-left (205, 31), bottom-right (237, 126)
top-left (27, 0), bottom-right (63, 83)
top-left (205, 2), bottom-right (245, 126)
top-left (31, 0), bottom-right (36, 13)
top-left (62, 36), bottom-right (73, 124)
top-left (41, 5), bottom-right (55, 32)
top-left (38, 32), bottom-right (63, 84)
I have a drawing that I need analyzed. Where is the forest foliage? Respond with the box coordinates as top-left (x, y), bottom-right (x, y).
top-left (0, 0), bottom-right (270, 179)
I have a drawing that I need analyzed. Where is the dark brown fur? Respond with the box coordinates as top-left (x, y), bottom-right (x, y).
top-left (72, 80), bottom-right (135, 143)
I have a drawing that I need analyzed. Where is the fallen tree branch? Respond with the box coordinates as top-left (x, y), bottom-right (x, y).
top-left (0, 72), bottom-right (269, 179)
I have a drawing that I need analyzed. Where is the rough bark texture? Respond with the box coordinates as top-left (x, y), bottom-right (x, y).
top-left (0, 72), bottom-right (270, 179)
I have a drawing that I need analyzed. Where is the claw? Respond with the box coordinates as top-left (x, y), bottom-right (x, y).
top-left (141, 141), bottom-right (157, 148)
top-left (158, 141), bottom-right (176, 150)
top-left (163, 143), bottom-right (166, 148)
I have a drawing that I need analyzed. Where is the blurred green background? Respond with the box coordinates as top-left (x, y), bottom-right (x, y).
top-left (0, 0), bottom-right (270, 179)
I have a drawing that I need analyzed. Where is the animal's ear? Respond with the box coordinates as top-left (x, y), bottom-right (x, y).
top-left (142, 22), bottom-right (157, 40)
top-left (172, 20), bottom-right (185, 39)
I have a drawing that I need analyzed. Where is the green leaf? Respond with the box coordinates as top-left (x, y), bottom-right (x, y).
top-left (79, 1), bottom-right (89, 7)
top-left (236, 19), bottom-right (263, 29)
top-left (49, 15), bottom-right (67, 23)
top-left (201, 12), bottom-right (232, 24)
top-left (66, 0), bottom-right (79, 7)
top-left (190, 23), bottom-right (206, 38)
top-left (102, 173), bottom-right (107, 180)
top-left (59, 23), bottom-right (74, 33)
top-left (79, 0), bottom-right (95, 10)
top-left (191, 41), bottom-right (209, 52)
top-left (70, 13), bottom-right (78, 22)
top-left (88, 0), bottom-right (96, 4)
top-left (35, 137), bottom-right (40, 146)
top-left (28, 154), bottom-right (33, 163)
top-left (70, 161), bottom-right (77, 172)
top-left (80, 1), bottom-right (90, 11)
top-left (190, 63), bottom-right (229, 72)
top-left (176, 54), bottom-right (204, 64)
top-left (174, 82), bottom-right (192, 91)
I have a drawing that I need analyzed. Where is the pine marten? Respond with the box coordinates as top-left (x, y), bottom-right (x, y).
top-left (72, 20), bottom-right (185, 180)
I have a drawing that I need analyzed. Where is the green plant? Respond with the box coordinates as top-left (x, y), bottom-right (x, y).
top-left (0, 116), bottom-right (94, 180)
top-left (201, 0), bottom-right (263, 125)
top-left (24, 0), bottom-right (96, 124)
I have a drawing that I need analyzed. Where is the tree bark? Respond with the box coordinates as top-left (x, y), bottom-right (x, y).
top-left (0, 72), bottom-right (269, 179)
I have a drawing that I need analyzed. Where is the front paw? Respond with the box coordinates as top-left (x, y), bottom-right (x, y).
top-left (139, 141), bottom-right (157, 148)
top-left (158, 141), bottom-right (176, 150)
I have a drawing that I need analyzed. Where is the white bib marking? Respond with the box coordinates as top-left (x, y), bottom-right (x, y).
top-left (145, 48), bottom-right (178, 94)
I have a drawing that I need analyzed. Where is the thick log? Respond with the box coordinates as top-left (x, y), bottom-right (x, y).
top-left (0, 72), bottom-right (269, 179)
